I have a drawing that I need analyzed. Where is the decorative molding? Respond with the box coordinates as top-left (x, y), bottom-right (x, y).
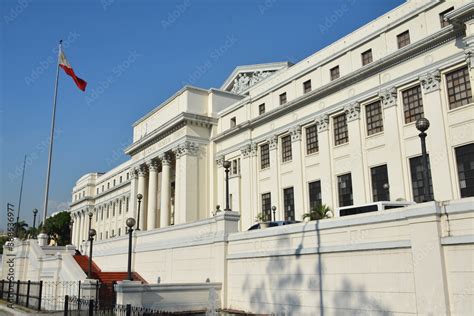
top-left (129, 168), bottom-right (138, 180)
top-left (464, 41), bottom-right (474, 70)
top-left (174, 141), bottom-right (199, 158)
top-left (267, 135), bottom-right (278, 150)
top-left (344, 102), bottom-right (360, 122)
top-left (240, 144), bottom-right (252, 158)
top-left (379, 87), bottom-right (398, 109)
top-left (315, 114), bottom-right (329, 133)
top-left (137, 165), bottom-right (148, 177)
top-left (250, 143), bottom-right (258, 157)
top-left (419, 69), bottom-right (441, 93)
top-left (216, 155), bottom-right (224, 167)
top-left (289, 125), bottom-right (302, 142)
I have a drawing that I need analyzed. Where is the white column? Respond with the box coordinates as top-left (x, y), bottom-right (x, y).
top-left (79, 212), bottom-right (85, 243)
top-left (380, 88), bottom-right (406, 200)
top-left (159, 154), bottom-right (171, 228)
top-left (344, 103), bottom-right (366, 205)
top-left (419, 70), bottom-right (454, 201)
top-left (268, 135), bottom-right (281, 219)
top-left (137, 166), bottom-right (147, 230)
top-left (174, 141), bottom-right (200, 225)
top-left (73, 214), bottom-right (79, 246)
top-left (240, 144), bottom-right (252, 230)
top-left (290, 125), bottom-right (304, 220)
top-left (129, 168), bottom-right (138, 219)
top-left (315, 115), bottom-right (334, 209)
top-left (147, 160), bottom-right (159, 230)
top-left (216, 156), bottom-right (225, 210)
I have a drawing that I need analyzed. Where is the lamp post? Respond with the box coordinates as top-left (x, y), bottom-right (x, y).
top-left (223, 161), bottom-right (231, 211)
top-left (88, 210), bottom-right (93, 233)
top-left (136, 194), bottom-right (143, 231)
top-left (416, 117), bottom-right (431, 202)
top-left (32, 208), bottom-right (38, 230)
top-left (87, 229), bottom-right (96, 279)
top-left (272, 206), bottom-right (276, 222)
top-left (126, 217), bottom-right (136, 281)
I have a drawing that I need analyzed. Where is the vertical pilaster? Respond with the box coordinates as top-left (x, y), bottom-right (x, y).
top-left (159, 153), bottom-right (171, 228)
top-left (216, 156), bottom-right (225, 211)
top-left (147, 160), bottom-right (159, 230)
top-left (174, 142), bottom-right (200, 225)
top-left (268, 135), bottom-right (281, 219)
top-left (344, 102), bottom-right (366, 205)
top-left (137, 165), bottom-right (148, 230)
top-left (240, 144), bottom-right (252, 230)
top-left (250, 144), bottom-right (258, 227)
top-left (380, 88), bottom-right (406, 200)
top-left (419, 70), bottom-right (454, 201)
top-left (128, 168), bottom-right (138, 221)
top-left (74, 213), bottom-right (80, 246)
top-left (316, 115), bottom-right (334, 209)
top-left (290, 125), bottom-right (304, 220)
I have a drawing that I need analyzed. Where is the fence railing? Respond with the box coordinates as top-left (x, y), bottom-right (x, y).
top-left (63, 295), bottom-right (177, 316)
top-left (0, 280), bottom-right (43, 310)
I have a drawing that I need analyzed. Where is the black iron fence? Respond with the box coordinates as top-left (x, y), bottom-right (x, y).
top-left (0, 279), bottom-right (43, 310)
top-left (63, 294), bottom-right (177, 316)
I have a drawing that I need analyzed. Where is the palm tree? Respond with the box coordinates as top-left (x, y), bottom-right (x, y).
top-left (15, 220), bottom-right (29, 239)
top-left (302, 204), bottom-right (333, 221)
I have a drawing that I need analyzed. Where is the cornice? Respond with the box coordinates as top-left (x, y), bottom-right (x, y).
top-left (444, 2), bottom-right (474, 24)
top-left (125, 113), bottom-right (217, 156)
top-left (212, 25), bottom-right (462, 143)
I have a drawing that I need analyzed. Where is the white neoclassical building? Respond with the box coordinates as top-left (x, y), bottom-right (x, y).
top-left (70, 0), bottom-right (474, 246)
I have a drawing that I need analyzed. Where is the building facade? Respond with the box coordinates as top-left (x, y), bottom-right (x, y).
top-left (70, 0), bottom-right (474, 247)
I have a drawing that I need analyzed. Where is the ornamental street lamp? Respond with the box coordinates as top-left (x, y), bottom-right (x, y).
top-left (88, 228), bottom-right (97, 279)
top-left (32, 208), bottom-right (38, 230)
top-left (416, 117), bottom-right (431, 202)
top-left (88, 210), bottom-right (93, 233)
top-left (126, 217), bottom-right (136, 281)
top-left (272, 206), bottom-right (277, 222)
top-left (223, 161), bottom-right (231, 211)
top-left (136, 194), bottom-right (143, 231)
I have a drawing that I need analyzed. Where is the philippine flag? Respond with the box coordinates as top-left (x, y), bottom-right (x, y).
top-left (59, 49), bottom-right (87, 91)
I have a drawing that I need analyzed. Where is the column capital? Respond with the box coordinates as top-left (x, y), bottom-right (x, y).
top-left (315, 114), bottom-right (329, 132)
top-left (146, 160), bottom-right (159, 172)
top-left (419, 69), bottom-right (441, 93)
top-left (129, 167), bottom-right (138, 179)
top-left (344, 102), bottom-right (361, 122)
top-left (216, 155), bottom-right (225, 167)
top-left (159, 153), bottom-right (172, 166)
top-left (240, 144), bottom-right (252, 158)
top-left (174, 141), bottom-right (199, 159)
top-left (250, 143), bottom-right (258, 157)
top-left (137, 165), bottom-right (148, 177)
top-left (289, 125), bottom-right (302, 142)
top-left (464, 44), bottom-right (474, 70)
top-left (379, 87), bottom-right (398, 109)
top-left (267, 135), bottom-right (278, 150)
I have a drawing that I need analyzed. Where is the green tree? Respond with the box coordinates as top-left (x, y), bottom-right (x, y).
top-left (15, 220), bottom-right (29, 239)
top-left (302, 204), bottom-right (333, 221)
top-left (41, 211), bottom-right (71, 246)
top-left (0, 236), bottom-right (9, 255)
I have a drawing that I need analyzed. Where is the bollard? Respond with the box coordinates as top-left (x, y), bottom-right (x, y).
top-left (64, 295), bottom-right (69, 316)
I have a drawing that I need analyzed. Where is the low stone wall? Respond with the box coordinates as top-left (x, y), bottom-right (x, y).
top-left (116, 281), bottom-right (221, 312)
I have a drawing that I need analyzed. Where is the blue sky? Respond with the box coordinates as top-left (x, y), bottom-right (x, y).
top-left (0, 0), bottom-right (404, 229)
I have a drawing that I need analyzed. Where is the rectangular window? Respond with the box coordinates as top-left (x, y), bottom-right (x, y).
top-left (118, 228), bottom-right (121, 237)
top-left (409, 155), bottom-right (434, 203)
top-left (306, 124), bottom-right (319, 154)
top-left (101, 209), bottom-right (103, 220)
top-left (106, 231), bottom-right (108, 239)
top-left (446, 66), bottom-right (472, 110)
top-left (333, 113), bottom-right (348, 146)
top-left (283, 187), bottom-right (295, 221)
top-left (259, 103), bottom-right (265, 115)
top-left (303, 80), bottom-right (312, 94)
top-left (365, 100), bottom-right (384, 135)
top-left (113, 179), bottom-right (116, 186)
top-left (96, 188), bottom-right (99, 194)
top-left (261, 193), bottom-right (272, 222)
top-left (120, 176), bottom-right (122, 183)
top-left (279, 92), bottom-right (287, 105)
top-left (308, 181), bottom-right (322, 210)
top-left (231, 158), bottom-right (240, 175)
top-left (230, 117), bottom-right (236, 128)
top-left (119, 200), bottom-right (122, 215)
top-left (439, 7), bottom-right (454, 28)
top-left (371, 165), bottom-right (390, 202)
top-left (127, 173), bottom-right (129, 180)
top-left (455, 143), bottom-right (474, 198)
top-left (397, 30), bottom-right (410, 49)
top-left (102, 185), bottom-right (104, 192)
top-left (402, 85), bottom-right (424, 124)
top-left (107, 183), bottom-right (110, 189)
top-left (338, 173), bottom-right (353, 207)
top-left (281, 135), bottom-right (292, 162)
top-left (361, 49), bottom-right (373, 66)
top-left (330, 66), bottom-right (340, 81)
top-left (126, 197), bottom-right (129, 212)
top-left (260, 144), bottom-right (270, 169)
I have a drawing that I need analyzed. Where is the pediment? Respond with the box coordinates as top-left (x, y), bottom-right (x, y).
top-left (221, 62), bottom-right (292, 95)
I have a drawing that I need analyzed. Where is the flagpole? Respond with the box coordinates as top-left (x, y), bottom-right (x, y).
top-left (38, 40), bottom-right (62, 246)
top-left (15, 154), bottom-right (27, 238)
